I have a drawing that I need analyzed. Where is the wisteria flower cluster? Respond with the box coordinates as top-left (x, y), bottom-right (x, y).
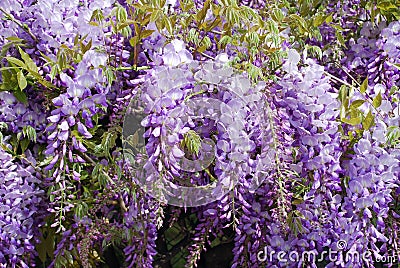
top-left (0, 139), bottom-right (43, 268)
top-left (124, 50), bottom-right (274, 207)
top-left (0, 0), bottom-right (400, 267)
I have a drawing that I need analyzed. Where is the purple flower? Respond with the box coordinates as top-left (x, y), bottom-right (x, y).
top-left (77, 122), bottom-right (92, 139)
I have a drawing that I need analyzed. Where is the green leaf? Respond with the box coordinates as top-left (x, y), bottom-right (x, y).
top-left (90, 9), bottom-right (104, 22)
top-left (164, 223), bottom-right (185, 250)
top-left (23, 125), bottom-right (37, 142)
top-left (102, 131), bottom-right (117, 158)
top-left (17, 71), bottom-right (27, 90)
top-left (271, 8), bottom-right (284, 22)
top-left (163, 16), bottom-right (174, 35)
top-left (104, 67), bottom-right (115, 86)
top-left (13, 89), bottom-right (27, 104)
top-left (360, 77), bottom-right (368, 93)
top-left (187, 28), bottom-right (199, 43)
top-left (50, 64), bottom-right (59, 82)
top-left (36, 228), bottom-right (56, 264)
top-left (115, 5), bottom-right (128, 22)
top-left (117, 19), bottom-right (139, 31)
top-left (389, 85), bottom-right (399, 96)
top-left (225, 6), bottom-right (240, 25)
top-left (386, 126), bottom-right (400, 146)
top-left (218, 35), bottom-right (232, 49)
top-left (350, 100), bottom-right (365, 109)
top-left (289, 14), bottom-right (308, 33)
top-left (1, 41), bottom-right (22, 59)
top-left (121, 26), bottom-right (132, 38)
top-left (140, 29), bottom-right (155, 39)
top-left (81, 39), bottom-right (92, 54)
top-left (18, 47), bottom-right (38, 72)
top-left (306, 45), bottom-right (322, 60)
top-left (181, 130), bottom-right (201, 156)
top-left (335, 30), bottom-right (346, 47)
top-left (0, 122), bottom-right (7, 131)
top-left (6, 56), bottom-right (25, 68)
top-left (377, 1), bottom-right (399, 11)
top-left (197, 45), bottom-right (207, 53)
top-left (363, 110), bottom-right (375, 130)
top-left (150, 10), bottom-right (161, 22)
top-left (313, 14), bottom-right (326, 27)
top-left (129, 36), bottom-right (139, 47)
top-left (29, 71), bottom-right (56, 88)
top-left (372, 92), bottom-right (382, 108)
top-left (200, 36), bottom-right (212, 48)
top-left (74, 202), bottom-right (88, 219)
top-left (247, 63), bottom-right (263, 81)
top-left (341, 116), bottom-right (362, 126)
top-left (210, 237), bottom-right (221, 248)
top-left (6, 36), bottom-right (24, 42)
top-left (20, 139), bottom-right (30, 152)
top-left (325, 13), bottom-right (333, 23)
top-left (338, 84), bottom-right (348, 104)
top-left (36, 239), bottom-right (47, 263)
top-left (74, 34), bottom-right (79, 46)
top-left (390, 63), bottom-right (400, 71)
top-left (180, 0), bottom-right (195, 12)
top-left (292, 198), bottom-right (304, 205)
top-left (206, 16), bottom-right (221, 31)
top-left (38, 156), bottom-right (54, 167)
top-left (57, 49), bottom-right (67, 70)
top-left (288, 210), bottom-right (305, 236)
top-left (195, 0), bottom-right (210, 23)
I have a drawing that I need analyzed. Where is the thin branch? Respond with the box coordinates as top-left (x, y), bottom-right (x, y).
top-left (323, 70), bottom-right (387, 125)
top-left (210, 30), bottom-right (224, 35)
top-left (0, 8), bottom-right (38, 42)
top-left (199, 51), bottom-right (215, 60)
top-left (79, 152), bottom-right (128, 213)
top-left (115, 65), bottom-right (150, 71)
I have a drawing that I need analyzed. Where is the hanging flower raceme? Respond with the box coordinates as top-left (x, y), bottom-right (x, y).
top-left (336, 136), bottom-right (400, 268)
top-left (0, 139), bottom-right (44, 268)
top-left (124, 50), bottom-right (274, 207)
top-left (233, 50), bottom-right (346, 267)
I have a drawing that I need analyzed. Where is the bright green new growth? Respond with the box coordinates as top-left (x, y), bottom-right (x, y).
top-left (181, 130), bottom-right (202, 156)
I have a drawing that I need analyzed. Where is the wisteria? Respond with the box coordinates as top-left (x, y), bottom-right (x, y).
top-left (0, 0), bottom-right (400, 267)
top-left (0, 140), bottom-right (44, 268)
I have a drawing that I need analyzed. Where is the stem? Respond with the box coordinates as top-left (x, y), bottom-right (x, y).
top-left (0, 8), bottom-right (38, 42)
top-left (115, 65), bottom-right (150, 71)
top-left (192, 17), bottom-right (218, 58)
top-left (265, 98), bottom-right (289, 224)
top-left (323, 70), bottom-right (387, 125)
top-left (199, 51), bottom-right (215, 60)
top-left (184, 89), bottom-right (207, 102)
top-left (204, 167), bottom-right (217, 182)
top-left (211, 30), bottom-right (224, 35)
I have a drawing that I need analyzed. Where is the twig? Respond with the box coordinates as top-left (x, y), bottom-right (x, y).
top-left (0, 8), bottom-right (38, 42)
top-left (265, 98), bottom-right (289, 227)
top-left (115, 65), bottom-right (150, 71)
top-left (199, 51), bottom-right (215, 60)
top-left (323, 70), bottom-right (387, 125)
top-left (210, 30), bottom-right (224, 35)
top-left (184, 89), bottom-right (207, 102)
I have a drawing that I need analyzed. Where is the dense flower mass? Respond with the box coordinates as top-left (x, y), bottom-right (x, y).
top-left (0, 141), bottom-right (43, 268)
top-left (125, 53), bottom-right (274, 207)
top-left (0, 0), bottom-right (400, 267)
